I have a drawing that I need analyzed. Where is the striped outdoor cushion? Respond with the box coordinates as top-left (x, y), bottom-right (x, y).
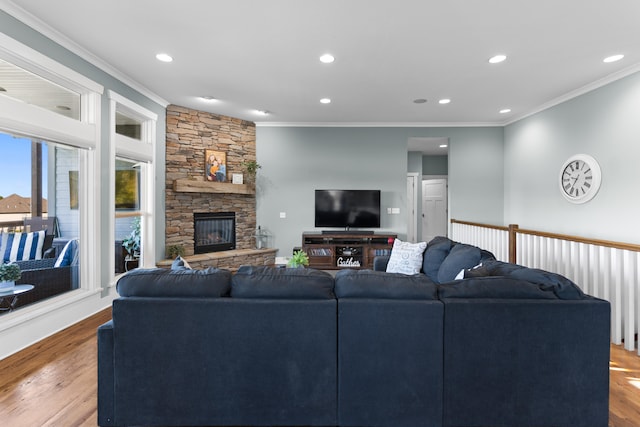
top-left (0, 230), bottom-right (46, 263)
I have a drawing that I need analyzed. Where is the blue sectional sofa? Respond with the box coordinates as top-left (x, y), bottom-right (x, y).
top-left (98, 237), bottom-right (610, 427)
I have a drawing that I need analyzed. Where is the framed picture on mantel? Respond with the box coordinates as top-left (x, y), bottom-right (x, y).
top-left (205, 150), bottom-right (227, 182)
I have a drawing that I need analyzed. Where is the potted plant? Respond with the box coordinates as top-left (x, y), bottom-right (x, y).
top-left (0, 263), bottom-right (21, 290)
top-left (122, 217), bottom-right (141, 260)
top-left (287, 250), bottom-right (309, 268)
top-left (241, 160), bottom-right (261, 187)
top-left (166, 244), bottom-right (185, 259)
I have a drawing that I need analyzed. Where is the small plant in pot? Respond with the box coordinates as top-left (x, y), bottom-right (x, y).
top-left (241, 160), bottom-right (261, 187)
top-left (166, 244), bottom-right (185, 259)
top-left (0, 263), bottom-right (21, 290)
top-left (122, 217), bottom-right (141, 260)
top-left (287, 250), bottom-right (309, 268)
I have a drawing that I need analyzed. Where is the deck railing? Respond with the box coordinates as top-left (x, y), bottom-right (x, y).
top-left (451, 219), bottom-right (640, 354)
top-left (0, 220), bottom-right (25, 233)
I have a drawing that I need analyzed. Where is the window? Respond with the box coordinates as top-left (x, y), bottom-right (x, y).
top-left (0, 33), bottom-right (102, 319)
top-left (0, 133), bottom-right (82, 310)
top-left (0, 58), bottom-right (81, 120)
top-left (109, 91), bottom-right (156, 277)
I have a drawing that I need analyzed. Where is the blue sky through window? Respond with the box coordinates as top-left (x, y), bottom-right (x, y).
top-left (0, 132), bottom-right (48, 199)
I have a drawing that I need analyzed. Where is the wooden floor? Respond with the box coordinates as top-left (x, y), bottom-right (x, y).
top-left (0, 308), bottom-right (639, 427)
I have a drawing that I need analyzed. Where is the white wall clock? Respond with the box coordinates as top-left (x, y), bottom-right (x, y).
top-left (559, 154), bottom-right (602, 204)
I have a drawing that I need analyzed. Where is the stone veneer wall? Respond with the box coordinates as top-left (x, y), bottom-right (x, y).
top-left (165, 104), bottom-right (256, 256)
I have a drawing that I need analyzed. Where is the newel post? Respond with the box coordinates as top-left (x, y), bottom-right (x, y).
top-left (508, 224), bottom-right (519, 264)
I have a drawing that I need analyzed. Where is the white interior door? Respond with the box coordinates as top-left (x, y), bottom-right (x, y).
top-left (406, 173), bottom-right (418, 242)
top-left (422, 178), bottom-right (447, 243)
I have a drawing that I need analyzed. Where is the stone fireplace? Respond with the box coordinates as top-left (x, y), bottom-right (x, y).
top-left (163, 104), bottom-right (275, 269)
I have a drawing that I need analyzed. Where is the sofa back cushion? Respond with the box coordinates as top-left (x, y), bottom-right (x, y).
top-left (422, 236), bottom-right (453, 281)
top-left (454, 260), bottom-right (585, 300)
top-left (439, 276), bottom-right (560, 299)
top-left (0, 230), bottom-right (47, 262)
top-left (437, 243), bottom-right (482, 283)
top-left (116, 267), bottom-right (231, 297)
top-left (231, 266), bottom-right (335, 299)
top-left (335, 269), bottom-right (437, 299)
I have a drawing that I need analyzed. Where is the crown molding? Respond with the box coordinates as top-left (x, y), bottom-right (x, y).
top-left (1, 0), bottom-right (169, 108)
top-left (255, 121), bottom-right (502, 128)
top-left (504, 62), bottom-right (640, 126)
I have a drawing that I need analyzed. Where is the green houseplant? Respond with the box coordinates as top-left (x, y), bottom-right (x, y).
top-left (0, 263), bottom-right (21, 290)
top-left (122, 217), bottom-right (141, 260)
top-left (241, 160), bottom-right (261, 187)
top-left (287, 250), bottom-right (309, 268)
top-left (166, 244), bottom-right (185, 259)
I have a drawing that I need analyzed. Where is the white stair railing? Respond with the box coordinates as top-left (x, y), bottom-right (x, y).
top-left (451, 219), bottom-right (640, 355)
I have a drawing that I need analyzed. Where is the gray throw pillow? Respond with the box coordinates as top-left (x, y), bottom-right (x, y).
top-left (437, 243), bottom-right (481, 283)
top-left (422, 236), bottom-right (453, 281)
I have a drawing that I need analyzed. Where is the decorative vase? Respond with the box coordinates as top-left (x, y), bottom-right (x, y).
top-left (0, 280), bottom-right (15, 291)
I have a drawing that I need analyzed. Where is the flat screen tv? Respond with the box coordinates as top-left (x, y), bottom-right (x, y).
top-left (315, 189), bottom-right (381, 229)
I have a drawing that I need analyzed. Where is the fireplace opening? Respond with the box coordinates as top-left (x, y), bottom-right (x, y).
top-left (194, 212), bottom-right (236, 253)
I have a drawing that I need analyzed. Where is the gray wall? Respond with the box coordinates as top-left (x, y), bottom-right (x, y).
top-left (423, 155), bottom-right (448, 175)
top-left (256, 126), bottom-right (504, 255)
top-left (504, 70), bottom-right (640, 244)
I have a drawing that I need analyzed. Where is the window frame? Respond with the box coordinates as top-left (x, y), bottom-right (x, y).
top-left (108, 90), bottom-right (157, 281)
top-left (0, 33), bottom-right (103, 328)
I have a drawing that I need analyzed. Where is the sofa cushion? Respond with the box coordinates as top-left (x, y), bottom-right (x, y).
top-left (437, 243), bottom-right (482, 283)
top-left (54, 239), bottom-right (78, 267)
top-left (385, 239), bottom-right (427, 275)
top-left (422, 236), bottom-right (453, 281)
top-left (507, 267), bottom-right (585, 300)
top-left (471, 260), bottom-right (585, 300)
top-left (231, 266), bottom-right (335, 299)
top-left (439, 277), bottom-right (559, 299)
top-left (335, 269), bottom-right (438, 300)
top-left (0, 230), bottom-right (46, 262)
top-left (116, 267), bottom-right (231, 297)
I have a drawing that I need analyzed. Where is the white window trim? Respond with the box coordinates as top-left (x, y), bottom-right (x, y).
top-left (108, 90), bottom-right (157, 282)
top-left (0, 33), bottom-right (103, 333)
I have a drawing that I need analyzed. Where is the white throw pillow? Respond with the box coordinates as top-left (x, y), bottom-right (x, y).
top-left (385, 239), bottom-right (427, 275)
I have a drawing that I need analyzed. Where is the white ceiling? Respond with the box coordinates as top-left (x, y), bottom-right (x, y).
top-left (3, 0), bottom-right (640, 126)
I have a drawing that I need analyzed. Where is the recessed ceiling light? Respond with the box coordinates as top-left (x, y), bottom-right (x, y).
top-left (200, 96), bottom-right (217, 102)
top-left (603, 54), bottom-right (624, 63)
top-left (319, 54), bottom-right (335, 64)
top-left (413, 98), bottom-right (427, 104)
top-left (320, 98), bottom-right (331, 104)
top-left (254, 110), bottom-right (269, 116)
top-left (155, 53), bottom-right (173, 63)
top-left (439, 144), bottom-right (448, 148)
top-left (439, 99), bottom-right (451, 104)
top-left (499, 108), bottom-right (511, 114)
top-left (489, 54), bottom-right (507, 64)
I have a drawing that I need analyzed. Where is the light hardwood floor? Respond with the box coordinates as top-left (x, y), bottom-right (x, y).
top-left (1, 307), bottom-right (639, 427)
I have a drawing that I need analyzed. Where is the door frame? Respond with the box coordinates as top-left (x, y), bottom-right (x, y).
top-left (406, 173), bottom-right (419, 242)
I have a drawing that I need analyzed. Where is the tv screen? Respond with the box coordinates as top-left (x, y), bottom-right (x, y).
top-left (315, 190), bottom-right (381, 229)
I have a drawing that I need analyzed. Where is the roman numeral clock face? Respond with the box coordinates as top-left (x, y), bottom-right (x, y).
top-left (559, 154), bottom-right (602, 204)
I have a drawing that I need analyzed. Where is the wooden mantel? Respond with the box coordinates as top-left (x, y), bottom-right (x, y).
top-left (173, 179), bottom-right (254, 195)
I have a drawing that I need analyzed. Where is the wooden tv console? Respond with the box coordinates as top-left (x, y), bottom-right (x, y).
top-left (302, 232), bottom-right (397, 270)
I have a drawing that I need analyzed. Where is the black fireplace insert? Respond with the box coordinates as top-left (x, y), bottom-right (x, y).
top-left (194, 212), bottom-right (236, 253)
